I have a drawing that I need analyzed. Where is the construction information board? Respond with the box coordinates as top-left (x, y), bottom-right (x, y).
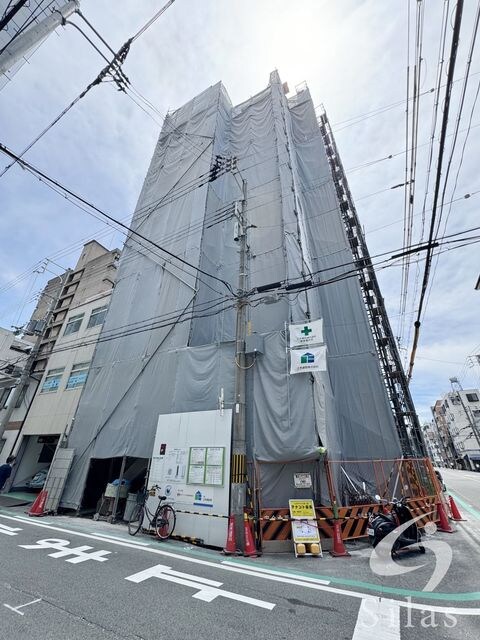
top-left (289, 499), bottom-right (316, 519)
top-left (187, 446), bottom-right (225, 486)
top-left (289, 499), bottom-right (321, 546)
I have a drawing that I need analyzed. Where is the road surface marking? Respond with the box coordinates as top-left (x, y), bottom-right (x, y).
top-left (0, 523), bottom-right (22, 536)
top-left (352, 598), bottom-right (400, 640)
top-left (95, 532), bottom-right (150, 546)
top-left (13, 515), bottom-right (53, 524)
top-left (19, 538), bottom-right (111, 563)
top-left (4, 598), bottom-right (42, 616)
top-left (222, 560), bottom-right (330, 585)
top-left (125, 563), bottom-right (275, 610)
top-left (1, 513), bottom-right (479, 615)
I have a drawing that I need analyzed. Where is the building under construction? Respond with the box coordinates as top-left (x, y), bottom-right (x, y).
top-left (61, 72), bottom-right (426, 546)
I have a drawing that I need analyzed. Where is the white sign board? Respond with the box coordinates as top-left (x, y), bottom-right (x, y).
top-left (289, 319), bottom-right (323, 348)
top-left (164, 448), bottom-right (187, 483)
top-left (294, 472), bottom-right (312, 489)
top-left (290, 345), bottom-right (327, 374)
top-left (148, 410), bottom-right (232, 548)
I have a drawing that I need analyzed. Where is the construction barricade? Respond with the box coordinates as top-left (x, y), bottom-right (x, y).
top-left (257, 457), bottom-right (444, 550)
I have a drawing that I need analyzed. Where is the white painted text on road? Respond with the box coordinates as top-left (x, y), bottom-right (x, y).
top-left (19, 538), bottom-right (111, 563)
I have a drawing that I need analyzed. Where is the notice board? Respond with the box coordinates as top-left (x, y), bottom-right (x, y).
top-left (147, 409), bottom-right (232, 547)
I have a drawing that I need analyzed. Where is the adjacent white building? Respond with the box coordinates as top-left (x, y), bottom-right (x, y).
top-left (0, 328), bottom-right (32, 461)
top-left (421, 422), bottom-right (445, 467)
top-left (431, 387), bottom-right (480, 472)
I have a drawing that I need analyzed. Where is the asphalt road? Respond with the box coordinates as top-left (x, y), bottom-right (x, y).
top-left (1, 499), bottom-right (479, 640)
top-left (441, 467), bottom-right (480, 513)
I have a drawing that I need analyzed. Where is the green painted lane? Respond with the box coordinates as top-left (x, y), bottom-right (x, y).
top-left (226, 557), bottom-right (480, 602)
top-left (449, 491), bottom-right (480, 521)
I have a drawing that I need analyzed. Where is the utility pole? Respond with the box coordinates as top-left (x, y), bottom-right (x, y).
top-left (0, 276), bottom-right (66, 441)
top-left (0, 0), bottom-right (79, 76)
top-left (230, 179), bottom-right (248, 541)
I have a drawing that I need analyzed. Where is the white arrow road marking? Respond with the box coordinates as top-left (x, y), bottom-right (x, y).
top-left (352, 598), bottom-right (400, 640)
top-left (0, 523), bottom-right (22, 536)
top-left (19, 538), bottom-right (111, 563)
top-left (125, 563), bottom-right (275, 610)
top-left (4, 598), bottom-right (42, 616)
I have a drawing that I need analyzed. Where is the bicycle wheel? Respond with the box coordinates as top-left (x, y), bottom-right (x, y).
top-left (155, 504), bottom-right (176, 540)
top-left (128, 504), bottom-right (145, 536)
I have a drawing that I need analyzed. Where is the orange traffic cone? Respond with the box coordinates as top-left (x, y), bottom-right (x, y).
top-left (436, 500), bottom-right (455, 533)
top-left (243, 511), bottom-right (258, 557)
top-left (28, 490), bottom-right (48, 517)
top-left (330, 519), bottom-right (350, 557)
top-left (448, 495), bottom-right (466, 521)
top-left (223, 515), bottom-right (238, 555)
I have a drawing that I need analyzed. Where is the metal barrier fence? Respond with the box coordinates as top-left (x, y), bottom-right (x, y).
top-left (258, 457), bottom-right (442, 545)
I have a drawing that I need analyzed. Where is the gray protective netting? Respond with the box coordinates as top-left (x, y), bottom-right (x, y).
top-left (62, 74), bottom-right (401, 509)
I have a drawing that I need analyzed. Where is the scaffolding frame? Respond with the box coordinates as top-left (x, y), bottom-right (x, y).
top-left (318, 109), bottom-right (426, 458)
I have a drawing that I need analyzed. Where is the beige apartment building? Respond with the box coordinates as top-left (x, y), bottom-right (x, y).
top-left (9, 241), bottom-right (120, 489)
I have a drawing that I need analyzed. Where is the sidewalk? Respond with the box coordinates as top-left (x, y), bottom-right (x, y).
top-left (0, 490), bottom-right (34, 508)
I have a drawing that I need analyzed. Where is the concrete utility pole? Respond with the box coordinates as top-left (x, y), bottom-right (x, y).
top-left (0, 0), bottom-right (79, 76)
top-left (230, 179), bottom-right (248, 538)
top-left (0, 277), bottom-right (66, 441)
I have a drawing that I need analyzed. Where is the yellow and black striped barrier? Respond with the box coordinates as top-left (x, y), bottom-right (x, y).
top-left (174, 509), bottom-right (229, 519)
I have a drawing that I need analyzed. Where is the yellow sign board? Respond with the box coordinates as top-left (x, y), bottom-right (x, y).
top-left (288, 499), bottom-right (321, 555)
top-left (289, 499), bottom-right (316, 519)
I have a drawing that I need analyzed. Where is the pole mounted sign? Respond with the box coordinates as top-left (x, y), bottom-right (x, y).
top-left (290, 345), bottom-right (326, 374)
top-left (289, 319), bottom-right (323, 348)
top-left (288, 318), bottom-right (326, 375)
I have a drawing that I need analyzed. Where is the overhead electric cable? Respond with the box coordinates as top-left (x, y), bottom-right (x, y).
top-left (0, 0), bottom-right (177, 178)
top-left (406, 0), bottom-right (464, 383)
top-left (400, 0), bottom-right (450, 365)
top-left (0, 142), bottom-right (236, 295)
top-left (421, 0), bottom-right (480, 326)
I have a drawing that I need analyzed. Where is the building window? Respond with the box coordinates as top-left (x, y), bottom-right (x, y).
top-left (466, 393), bottom-right (479, 403)
top-left (41, 368), bottom-right (64, 393)
top-left (66, 362), bottom-right (90, 390)
top-left (63, 313), bottom-right (84, 336)
top-left (473, 409), bottom-right (480, 418)
top-left (87, 305), bottom-right (108, 329)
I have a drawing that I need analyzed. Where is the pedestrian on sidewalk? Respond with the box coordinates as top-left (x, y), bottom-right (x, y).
top-left (0, 456), bottom-right (15, 491)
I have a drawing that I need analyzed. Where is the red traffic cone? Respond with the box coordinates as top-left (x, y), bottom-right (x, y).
top-left (28, 490), bottom-right (48, 517)
top-left (243, 512), bottom-right (258, 557)
top-left (222, 515), bottom-right (238, 555)
top-left (448, 495), bottom-right (466, 521)
top-left (436, 500), bottom-right (455, 533)
top-left (330, 519), bottom-right (350, 557)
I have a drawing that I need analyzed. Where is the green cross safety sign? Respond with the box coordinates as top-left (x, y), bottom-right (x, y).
top-left (301, 326), bottom-right (312, 336)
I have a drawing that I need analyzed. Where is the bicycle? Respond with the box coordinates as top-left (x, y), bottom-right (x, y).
top-left (128, 485), bottom-right (176, 540)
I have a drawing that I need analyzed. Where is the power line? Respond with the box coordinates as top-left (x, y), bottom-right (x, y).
top-left (0, 0), bottom-right (178, 178)
top-left (401, 0), bottom-right (451, 365)
top-left (407, 0), bottom-right (465, 383)
top-left (0, 141), bottom-right (236, 295)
